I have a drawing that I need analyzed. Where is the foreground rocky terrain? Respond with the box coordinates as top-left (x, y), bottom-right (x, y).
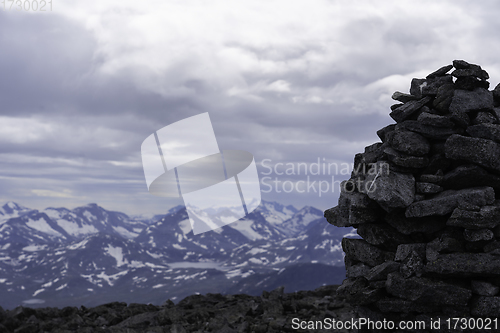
top-left (0, 285), bottom-right (358, 333)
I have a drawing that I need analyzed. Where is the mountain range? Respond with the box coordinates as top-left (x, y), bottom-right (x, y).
top-left (0, 201), bottom-right (355, 309)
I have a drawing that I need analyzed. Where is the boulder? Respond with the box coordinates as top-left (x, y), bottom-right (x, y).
top-left (405, 187), bottom-right (495, 218)
top-left (341, 238), bottom-right (394, 267)
top-left (386, 272), bottom-right (472, 306)
top-left (425, 253), bottom-right (500, 276)
top-left (363, 162), bottom-right (415, 211)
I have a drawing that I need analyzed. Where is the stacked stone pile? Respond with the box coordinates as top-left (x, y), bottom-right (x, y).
top-left (325, 60), bottom-right (500, 320)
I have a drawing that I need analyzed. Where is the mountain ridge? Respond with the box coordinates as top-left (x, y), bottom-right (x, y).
top-left (0, 200), bottom-right (353, 309)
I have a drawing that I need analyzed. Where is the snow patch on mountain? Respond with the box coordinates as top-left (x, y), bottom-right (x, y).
top-left (26, 218), bottom-right (63, 237)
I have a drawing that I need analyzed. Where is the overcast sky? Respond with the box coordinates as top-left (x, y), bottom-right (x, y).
top-left (1, 0), bottom-right (500, 216)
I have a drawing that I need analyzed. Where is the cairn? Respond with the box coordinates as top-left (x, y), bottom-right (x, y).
top-left (325, 60), bottom-right (500, 322)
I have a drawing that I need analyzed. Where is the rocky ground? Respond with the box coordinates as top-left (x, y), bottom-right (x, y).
top-left (0, 285), bottom-right (362, 333)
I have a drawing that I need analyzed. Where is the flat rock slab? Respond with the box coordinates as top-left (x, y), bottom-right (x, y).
top-left (445, 134), bottom-right (500, 172)
top-left (417, 112), bottom-right (455, 128)
top-left (466, 123), bottom-right (500, 143)
top-left (365, 261), bottom-right (400, 281)
top-left (386, 272), bottom-right (472, 307)
top-left (442, 164), bottom-right (500, 191)
top-left (342, 238), bottom-right (394, 267)
top-left (324, 190), bottom-right (380, 227)
top-left (471, 296), bottom-right (500, 317)
top-left (364, 162), bottom-right (415, 211)
top-left (471, 280), bottom-right (499, 296)
top-left (396, 120), bottom-right (463, 140)
top-left (389, 96), bottom-right (431, 123)
top-left (405, 187), bottom-right (495, 218)
top-left (384, 147), bottom-right (429, 168)
top-left (425, 253), bottom-right (500, 277)
top-left (449, 88), bottom-right (494, 126)
top-left (386, 209), bottom-right (447, 235)
top-left (395, 243), bottom-right (426, 262)
top-left (463, 228), bottom-right (494, 242)
top-left (447, 205), bottom-right (500, 229)
top-left (356, 223), bottom-right (412, 250)
top-left (388, 130), bottom-right (430, 156)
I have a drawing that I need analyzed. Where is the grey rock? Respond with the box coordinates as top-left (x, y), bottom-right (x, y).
top-left (349, 288), bottom-right (384, 306)
top-left (395, 243), bottom-right (426, 262)
top-left (112, 311), bottom-right (159, 328)
top-left (426, 64), bottom-right (453, 79)
top-left (335, 277), bottom-right (368, 299)
top-left (466, 123), bottom-right (500, 143)
top-left (416, 182), bottom-right (443, 194)
top-left (484, 241), bottom-right (500, 253)
top-left (376, 124), bottom-right (396, 143)
top-left (400, 250), bottom-right (424, 278)
top-left (346, 263), bottom-right (372, 278)
top-left (425, 253), bottom-right (500, 276)
top-left (421, 75), bottom-right (453, 96)
top-left (457, 201), bottom-right (481, 211)
top-left (493, 83), bottom-right (500, 106)
top-left (391, 103), bottom-right (404, 112)
top-left (392, 91), bottom-right (417, 103)
top-left (364, 161), bottom-right (415, 211)
top-left (419, 173), bottom-right (443, 183)
top-left (365, 261), bottom-right (401, 281)
top-left (406, 187), bottom-right (495, 218)
top-left (472, 111), bottom-right (497, 124)
top-left (342, 238), bottom-right (394, 267)
top-left (384, 146), bottom-right (429, 168)
top-left (396, 120), bottom-right (463, 140)
top-left (447, 205), bottom-right (500, 229)
top-left (471, 296), bottom-right (500, 317)
top-left (410, 78), bottom-right (427, 99)
top-left (386, 209), bottom-right (447, 235)
top-left (388, 130), bottom-right (430, 156)
top-left (449, 88), bottom-right (494, 127)
top-left (357, 223), bottom-right (412, 250)
top-left (386, 272), bottom-right (472, 306)
top-left (390, 96), bottom-right (432, 123)
top-left (417, 112), bottom-right (455, 128)
top-left (415, 194), bottom-right (425, 201)
top-left (375, 297), bottom-right (431, 313)
top-left (324, 189), bottom-right (380, 227)
top-left (455, 75), bottom-right (490, 91)
top-left (433, 83), bottom-right (455, 114)
top-left (471, 280), bottom-right (499, 296)
top-left (360, 142), bottom-right (385, 164)
top-left (424, 153), bottom-right (451, 175)
top-left (463, 229), bottom-right (494, 242)
top-left (442, 164), bottom-right (500, 192)
top-left (426, 237), bottom-right (464, 261)
top-left (451, 66), bottom-right (489, 80)
top-left (445, 134), bottom-right (500, 172)
top-left (453, 59), bottom-right (471, 69)
top-left (494, 225), bottom-right (500, 238)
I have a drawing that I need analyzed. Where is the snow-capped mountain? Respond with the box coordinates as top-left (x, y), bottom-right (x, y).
top-left (0, 200), bottom-right (352, 309)
top-left (0, 204), bottom-right (147, 247)
top-left (0, 201), bottom-right (32, 223)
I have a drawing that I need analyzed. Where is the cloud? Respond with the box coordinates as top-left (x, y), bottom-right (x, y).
top-left (31, 189), bottom-right (76, 198)
top-left (2, 1), bottom-right (500, 213)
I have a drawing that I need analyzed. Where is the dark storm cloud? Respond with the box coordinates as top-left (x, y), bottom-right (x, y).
top-left (2, 1), bottom-right (500, 214)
